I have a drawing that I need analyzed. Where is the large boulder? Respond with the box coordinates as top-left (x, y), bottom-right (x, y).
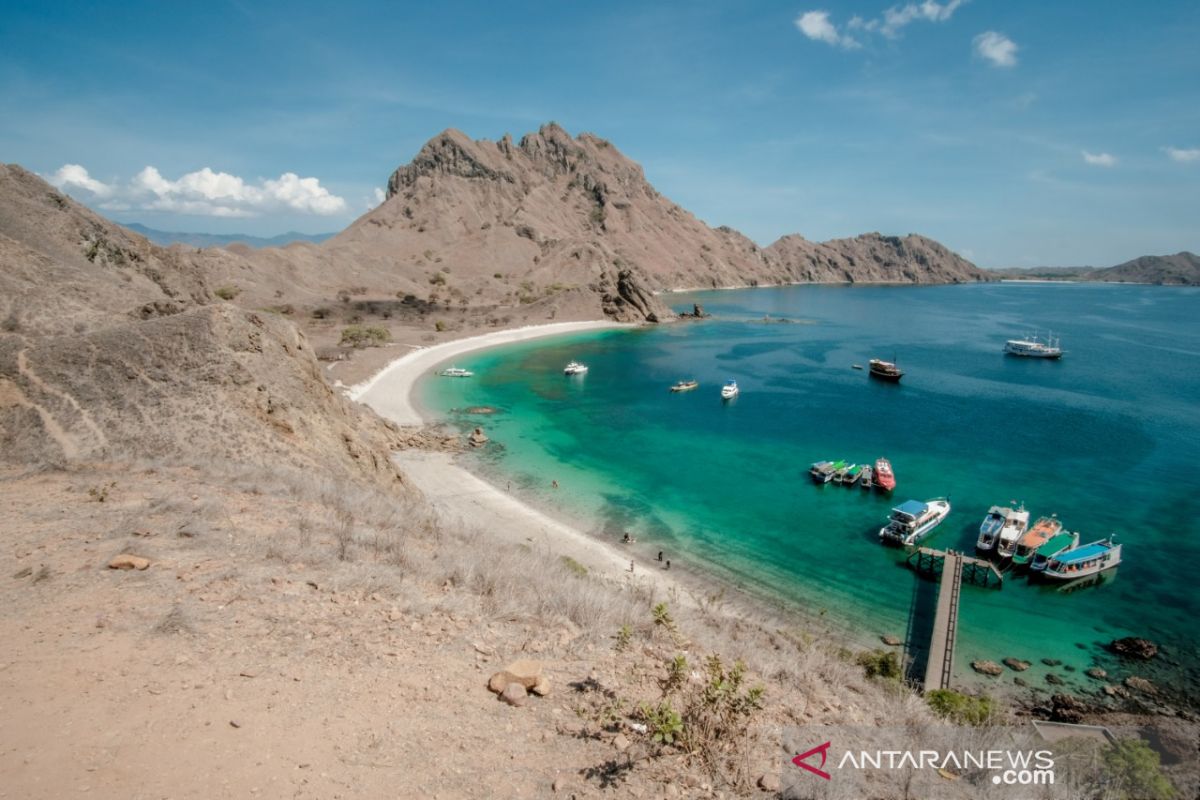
top-left (1110, 637), bottom-right (1158, 660)
top-left (487, 659), bottom-right (544, 694)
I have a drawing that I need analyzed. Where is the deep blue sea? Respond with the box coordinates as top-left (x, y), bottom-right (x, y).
top-left (421, 282), bottom-right (1200, 700)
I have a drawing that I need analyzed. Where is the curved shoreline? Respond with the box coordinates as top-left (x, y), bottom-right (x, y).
top-left (353, 320), bottom-right (701, 600)
top-left (348, 320), bottom-right (632, 425)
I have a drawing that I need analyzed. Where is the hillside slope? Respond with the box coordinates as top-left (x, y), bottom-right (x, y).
top-left (1090, 251), bottom-right (1199, 285)
top-left (0, 165), bottom-right (408, 486)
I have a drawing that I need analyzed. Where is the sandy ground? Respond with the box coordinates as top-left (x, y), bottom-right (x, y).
top-left (394, 450), bottom-right (684, 607)
top-left (350, 320), bottom-right (630, 425)
top-left (357, 321), bottom-right (705, 611)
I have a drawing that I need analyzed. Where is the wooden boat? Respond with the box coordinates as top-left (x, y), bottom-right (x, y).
top-left (841, 464), bottom-right (862, 486)
top-left (1029, 531), bottom-right (1080, 573)
top-left (976, 506), bottom-right (1010, 552)
top-left (873, 458), bottom-right (896, 492)
top-left (879, 498), bottom-right (951, 546)
top-left (1005, 332), bottom-right (1063, 359)
top-left (996, 505), bottom-right (1031, 560)
top-left (860, 465), bottom-right (873, 489)
top-left (1042, 537), bottom-right (1121, 580)
top-left (669, 379), bottom-right (699, 392)
top-left (810, 460), bottom-right (845, 484)
top-left (868, 359), bottom-right (903, 382)
top-left (832, 463), bottom-right (855, 483)
top-left (1012, 516), bottom-right (1063, 567)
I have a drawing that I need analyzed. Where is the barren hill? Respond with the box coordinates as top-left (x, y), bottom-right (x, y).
top-left (207, 124), bottom-right (986, 328)
top-left (766, 231), bottom-right (989, 284)
top-left (1090, 251), bottom-right (1200, 285)
top-left (0, 164), bottom-right (407, 485)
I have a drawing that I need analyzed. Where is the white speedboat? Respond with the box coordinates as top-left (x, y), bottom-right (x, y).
top-left (996, 505), bottom-right (1031, 560)
top-left (879, 498), bottom-right (952, 546)
top-left (563, 361), bottom-right (589, 375)
top-left (1004, 333), bottom-right (1063, 359)
top-left (1042, 537), bottom-right (1121, 580)
top-left (720, 380), bottom-right (739, 400)
top-left (440, 366), bottom-right (474, 378)
top-left (976, 505), bottom-right (1010, 552)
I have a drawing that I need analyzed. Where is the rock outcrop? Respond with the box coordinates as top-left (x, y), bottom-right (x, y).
top-left (1110, 637), bottom-right (1158, 660)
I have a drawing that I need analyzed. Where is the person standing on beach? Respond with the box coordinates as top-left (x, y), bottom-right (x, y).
top-left (657, 551), bottom-right (663, 562)
top-left (666, 560), bottom-right (671, 570)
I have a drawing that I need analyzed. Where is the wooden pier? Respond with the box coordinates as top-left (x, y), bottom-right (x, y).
top-left (907, 548), bottom-right (1003, 690)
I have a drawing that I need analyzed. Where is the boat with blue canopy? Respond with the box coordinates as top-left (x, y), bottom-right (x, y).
top-left (879, 498), bottom-right (951, 546)
top-left (1042, 536), bottom-right (1121, 580)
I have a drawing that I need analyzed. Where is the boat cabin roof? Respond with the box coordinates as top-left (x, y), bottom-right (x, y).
top-left (1055, 542), bottom-right (1110, 563)
top-left (893, 500), bottom-right (927, 517)
top-left (1036, 532), bottom-right (1075, 554)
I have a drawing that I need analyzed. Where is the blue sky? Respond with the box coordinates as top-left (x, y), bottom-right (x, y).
top-left (1, 0), bottom-right (1197, 266)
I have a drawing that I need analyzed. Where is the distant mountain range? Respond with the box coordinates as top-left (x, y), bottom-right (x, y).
top-left (992, 252), bottom-right (1200, 286)
top-left (121, 222), bottom-right (334, 249)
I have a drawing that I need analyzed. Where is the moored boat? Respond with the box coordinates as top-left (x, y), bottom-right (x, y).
top-left (564, 361), bottom-right (589, 375)
top-left (1012, 516), bottom-right (1063, 567)
top-left (1029, 531), bottom-right (1080, 573)
top-left (810, 459), bottom-right (845, 484)
top-left (976, 505), bottom-right (1010, 552)
top-left (832, 463), bottom-right (854, 483)
top-left (1004, 332), bottom-right (1063, 359)
top-left (439, 366), bottom-right (474, 378)
top-left (868, 359), bottom-right (903, 382)
top-left (720, 380), bottom-right (739, 400)
top-left (841, 464), bottom-right (862, 486)
top-left (860, 465), bottom-right (873, 489)
top-left (879, 498), bottom-right (951, 546)
top-left (669, 379), bottom-right (699, 392)
top-left (1042, 537), bottom-right (1122, 580)
top-left (996, 505), bottom-right (1031, 560)
top-left (873, 458), bottom-right (896, 492)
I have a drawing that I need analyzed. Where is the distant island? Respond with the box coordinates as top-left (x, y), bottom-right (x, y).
top-left (121, 222), bottom-right (334, 249)
top-left (992, 252), bottom-right (1200, 286)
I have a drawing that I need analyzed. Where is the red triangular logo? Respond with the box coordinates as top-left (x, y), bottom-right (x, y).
top-left (792, 741), bottom-right (832, 780)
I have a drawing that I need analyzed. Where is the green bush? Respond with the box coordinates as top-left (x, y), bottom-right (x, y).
top-left (339, 325), bottom-right (390, 348)
top-left (926, 689), bottom-right (995, 725)
top-left (560, 556), bottom-right (587, 577)
top-left (214, 285), bottom-right (241, 300)
top-left (639, 701), bottom-right (684, 745)
top-left (856, 649), bottom-right (901, 681)
top-left (1102, 738), bottom-right (1175, 800)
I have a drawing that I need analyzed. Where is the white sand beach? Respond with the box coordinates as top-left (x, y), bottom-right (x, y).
top-left (353, 320), bottom-right (689, 596)
top-left (349, 320), bottom-right (629, 425)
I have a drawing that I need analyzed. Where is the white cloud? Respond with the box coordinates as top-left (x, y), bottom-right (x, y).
top-left (1082, 151), bottom-right (1116, 167)
top-left (47, 164), bottom-right (113, 198)
top-left (48, 163), bottom-right (347, 217)
top-left (881, 0), bottom-right (966, 37)
top-left (1164, 146), bottom-right (1200, 163)
top-left (795, 11), bottom-right (861, 49)
top-left (973, 31), bottom-right (1018, 67)
top-left (373, 187), bottom-right (386, 204)
top-left (799, 2), bottom-right (965, 49)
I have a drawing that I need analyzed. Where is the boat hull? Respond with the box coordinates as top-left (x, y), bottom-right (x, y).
top-left (879, 500), bottom-right (951, 546)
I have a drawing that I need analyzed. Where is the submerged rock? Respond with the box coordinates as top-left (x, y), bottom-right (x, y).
top-left (1041, 658), bottom-right (1062, 667)
top-left (1086, 667), bottom-right (1108, 680)
top-left (1045, 673), bottom-right (1065, 685)
top-left (1124, 676), bottom-right (1157, 694)
top-left (972, 660), bottom-right (1003, 676)
top-left (1110, 637), bottom-right (1158, 660)
top-left (881, 635), bottom-right (902, 646)
top-left (468, 427), bottom-right (489, 447)
top-left (1003, 658), bottom-right (1032, 672)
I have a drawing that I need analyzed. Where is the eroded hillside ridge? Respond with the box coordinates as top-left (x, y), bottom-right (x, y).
top-left (375, 123), bottom-right (989, 296)
top-left (0, 164), bottom-right (414, 486)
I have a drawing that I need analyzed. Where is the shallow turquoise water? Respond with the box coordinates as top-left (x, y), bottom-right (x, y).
top-left (420, 283), bottom-right (1200, 699)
